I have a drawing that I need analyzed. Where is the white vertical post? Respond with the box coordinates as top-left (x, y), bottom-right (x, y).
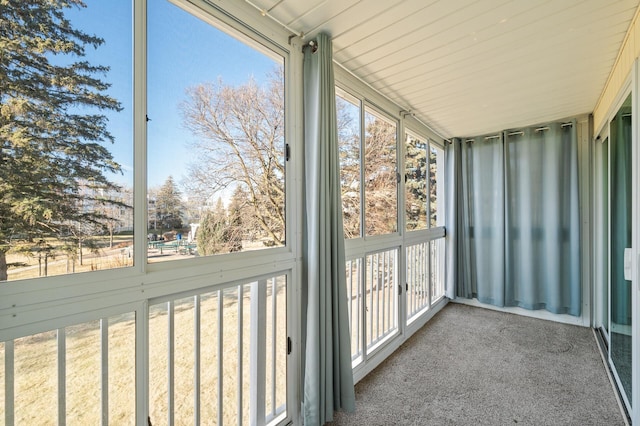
top-left (368, 254), bottom-right (373, 347)
top-left (194, 295), bottom-right (201, 426)
top-left (216, 290), bottom-right (223, 426)
top-left (100, 318), bottom-right (109, 426)
top-left (382, 251), bottom-right (387, 335)
top-left (167, 301), bottom-right (174, 426)
top-left (133, 0), bottom-right (148, 277)
top-left (429, 241), bottom-right (434, 306)
top-left (392, 250), bottom-right (397, 329)
top-left (361, 257), bottom-right (366, 359)
top-left (237, 285), bottom-right (244, 425)
top-left (250, 280), bottom-right (267, 426)
top-left (5, 340), bottom-right (14, 426)
top-left (375, 252), bottom-right (380, 341)
top-left (347, 260), bottom-right (353, 356)
top-left (270, 278), bottom-right (277, 417)
top-left (415, 244), bottom-right (419, 312)
top-left (357, 259), bottom-right (362, 358)
top-left (57, 328), bottom-right (66, 426)
top-left (136, 301), bottom-right (150, 426)
top-left (439, 238), bottom-right (445, 298)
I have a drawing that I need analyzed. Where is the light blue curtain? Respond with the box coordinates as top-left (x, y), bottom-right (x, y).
top-left (446, 121), bottom-right (581, 316)
top-left (466, 135), bottom-right (506, 306)
top-left (444, 139), bottom-right (462, 300)
top-left (302, 32), bottom-right (356, 425)
top-left (504, 122), bottom-right (580, 315)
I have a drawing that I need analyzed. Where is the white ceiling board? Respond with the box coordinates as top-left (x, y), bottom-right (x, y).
top-left (249, 0), bottom-right (640, 137)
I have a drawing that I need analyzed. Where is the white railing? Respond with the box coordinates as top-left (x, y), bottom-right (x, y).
top-left (406, 236), bottom-right (446, 323)
top-left (365, 249), bottom-right (398, 353)
top-left (1, 275), bottom-right (288, 426)
top-left (346, 231), bottom-right (446, 369)
top-left (430, 238), bottom-right (446, 302)
top-left (346, 258), bottom-right (363, 365)
top-left (149, 275), bottom-right (287, 426)
top-left (406, 242), bottom-right (430, 321)
top-left (1, 313), bottom-right (136, 425)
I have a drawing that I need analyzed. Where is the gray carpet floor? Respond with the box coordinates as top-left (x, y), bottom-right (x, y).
top-left (330, 303), bottom-right (625, 426)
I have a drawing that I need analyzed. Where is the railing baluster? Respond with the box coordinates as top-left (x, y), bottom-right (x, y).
top-left (238, 286), bottom-right (244, 426)
top-left (390, 250), bottom-right (394, 330)
top-left (358, 259), bottom-right (363, 358)
top-left (58, 328), bottom-right (66, 426)
top-left (100, 318), bottom-right (109, 426)
top-left (368, 255), bottom-right (373, 348)
top-left (409, 246), bottom-right (414, 318)
top-left (422, 243), bottom-right (427, 309)
top-left (271, 278), bottom-right (277, 418)
top-left (375, 252), bottom-right (380, 343)
top-left (388, 250), bottom-right (393, 332)
top-left (168, 301), bottom-right (174, 426)
top-left (194, 295), bottom-right (201, 426)
top-left (250, 280), bottom-right (267, 426)
top-left (378, 252), bottom-right (389, 335)
top-left (418, 244), bottom-right (423, 310)
top-left (346, 260), bottom-right (353, 360)
top-left (5, 340), bottom-right (14, 426)
top-left (217, 290), bottom-right (223, 426)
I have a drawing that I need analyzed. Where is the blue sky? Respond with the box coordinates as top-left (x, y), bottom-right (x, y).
top-left (68, 0), bottom-right (279, 189)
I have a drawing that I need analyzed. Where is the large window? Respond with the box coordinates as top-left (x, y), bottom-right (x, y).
top-left (405, 131), bottom-right (445, 230)
top-left (147, 0), bottom-right (286, 263)
top-left (336, 90), bottom-right (399, 239)
top-left (1, 0), bottom-right (134, 282)
top-left (429, 144), bottom-right (445, 228)
top-left (336, 89), bottom-right (362, 239)
top-left (364, 107), bottom-right (398, 236)
top-left (1, 1), bottom-right (294, 425)
top-left (337, 83), bottom-right (446, 377)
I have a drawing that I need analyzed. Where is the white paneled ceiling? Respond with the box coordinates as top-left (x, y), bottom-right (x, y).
top-left (248, 0), bottom-right (639, 137)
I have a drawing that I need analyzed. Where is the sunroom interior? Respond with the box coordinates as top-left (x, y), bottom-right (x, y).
top-left (2, 0), bottom-right (640, 424)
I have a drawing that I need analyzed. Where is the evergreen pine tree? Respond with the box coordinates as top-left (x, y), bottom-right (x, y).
top-left (0, 0), bottom-right (123, 280)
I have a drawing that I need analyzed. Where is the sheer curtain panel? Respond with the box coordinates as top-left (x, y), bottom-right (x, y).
top-left (302, 32), bottom-right (356, 425)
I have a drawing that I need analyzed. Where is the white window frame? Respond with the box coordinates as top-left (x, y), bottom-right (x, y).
top-left (0, 1), bottom-right (303, 424)
top-left (335, 65), bottom-right (448, 384)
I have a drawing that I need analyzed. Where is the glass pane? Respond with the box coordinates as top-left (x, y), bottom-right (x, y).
top-left (147, 0), bottom-right (285, 263)
top-left (610, 93), bottom-right (632, 404)
top-left (336, 91), bottom-right (362, 238)
top-left (14, 330), bottom-right (58, 424)
top-left (364, 108), bottom-right (397, 236)
top-left (430, 145), bottom-right (445, 227)
top-left (2, 0), bottom-right (134, 282)
top-left (66, 321), bottom-right (101, 424)
top-left (405, 133), bottom-right (428, 231)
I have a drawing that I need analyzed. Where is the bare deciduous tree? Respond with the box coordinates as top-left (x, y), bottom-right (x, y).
top-left (180, 70), bottom-right (285, 246)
